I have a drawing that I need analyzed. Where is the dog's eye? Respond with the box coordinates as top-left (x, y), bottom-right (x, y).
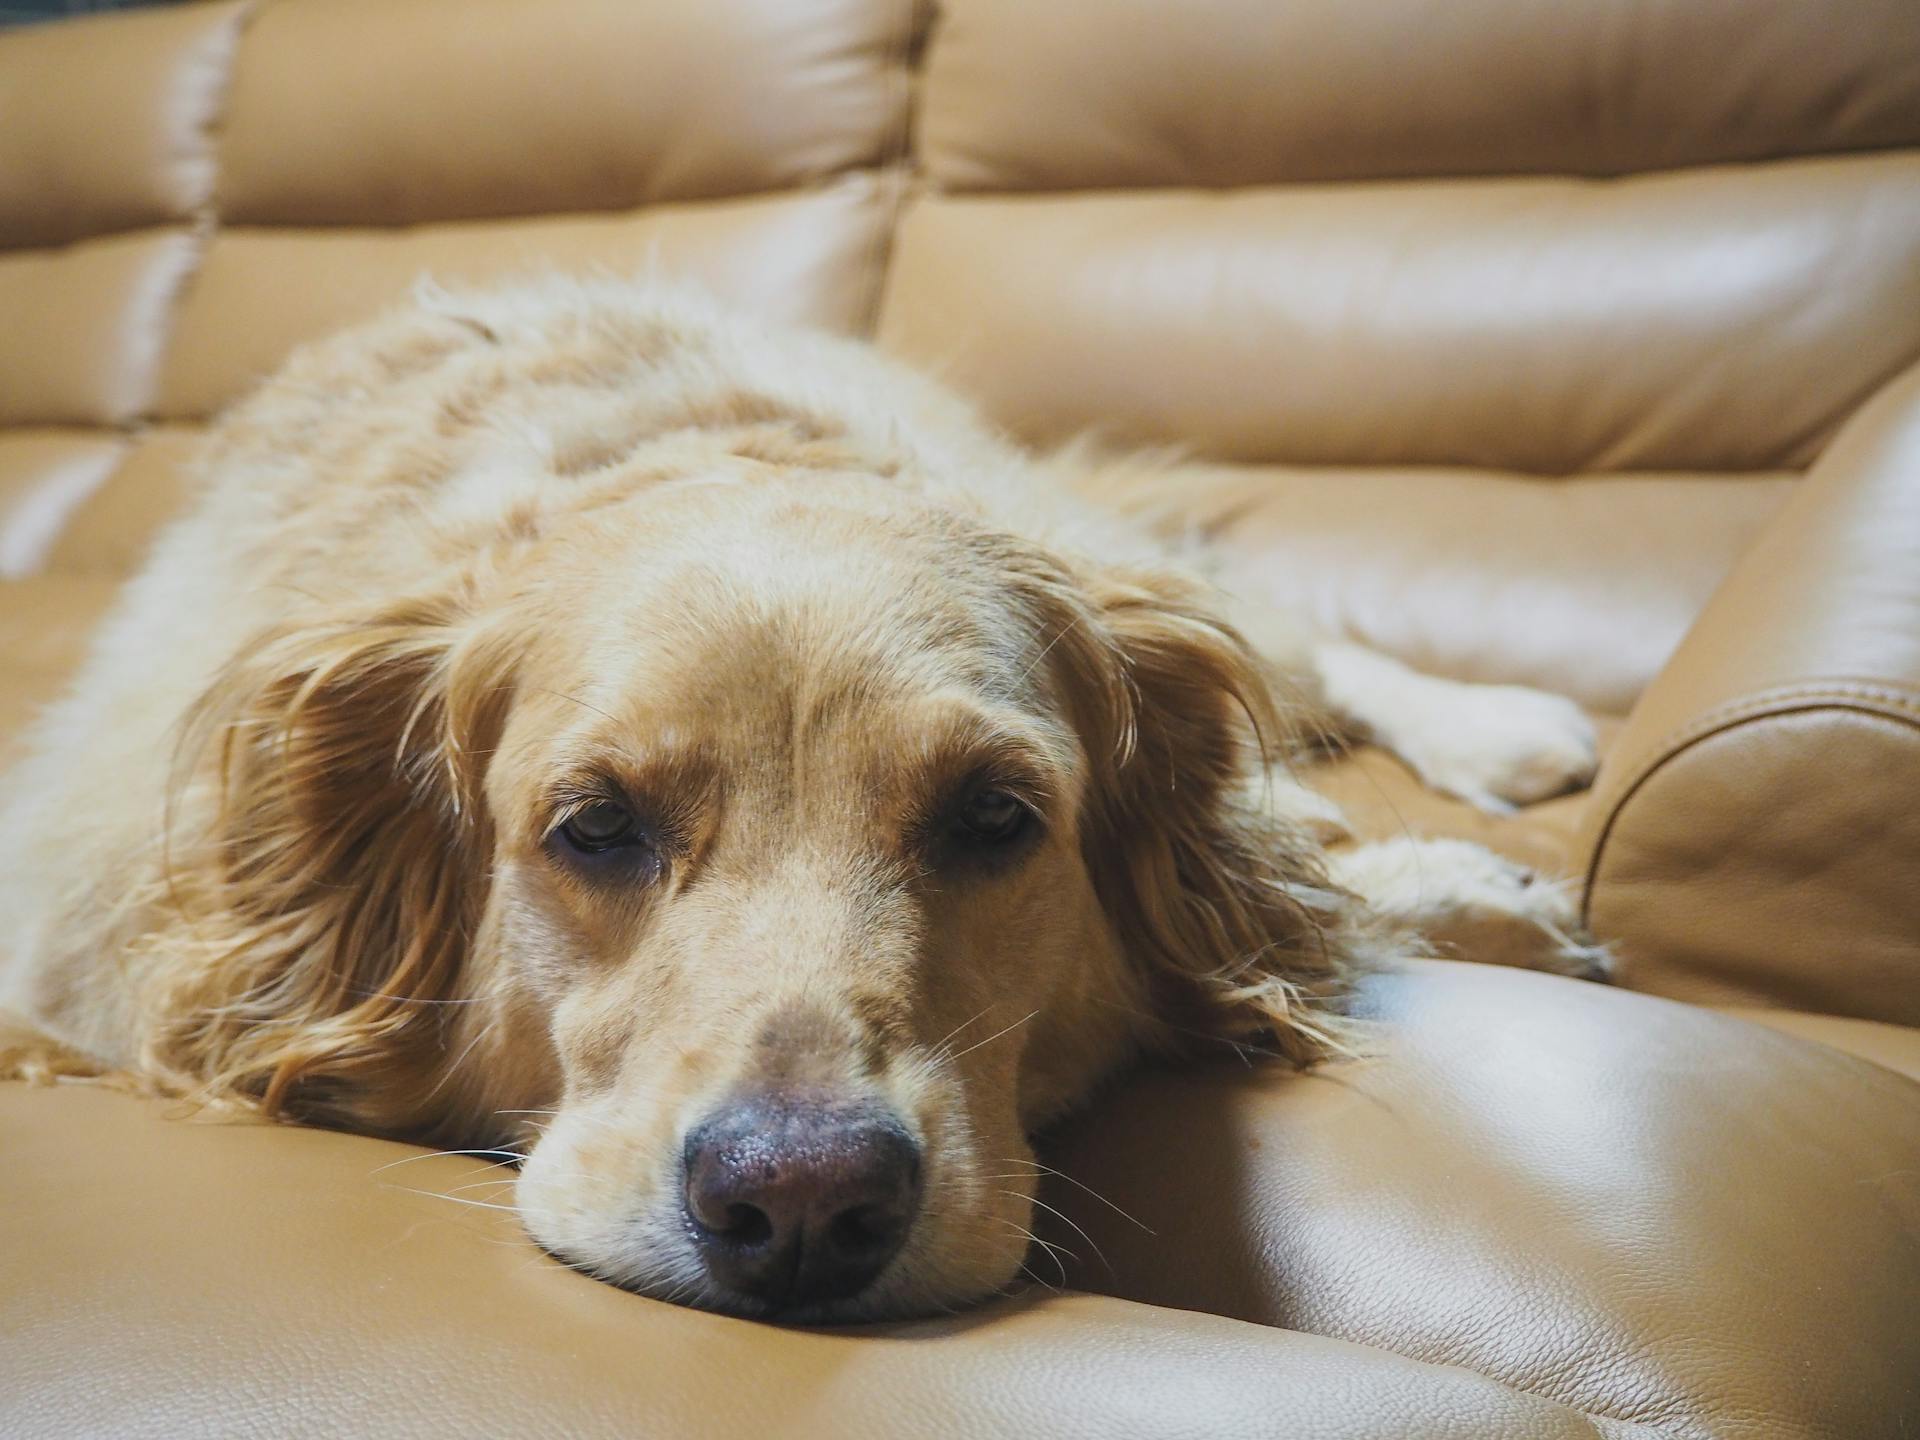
top-left (557, 799), bottom-right (641, 854)
top-left (953, 786), bottom-right (1031, 845)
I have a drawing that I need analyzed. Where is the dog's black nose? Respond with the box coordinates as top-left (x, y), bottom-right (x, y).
top-left (682, 1096), bottom-right (921, 1312)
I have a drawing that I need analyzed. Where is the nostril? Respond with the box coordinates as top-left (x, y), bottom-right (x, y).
top-left (828, 1203), bottom-right (897, 1256)
top-left (717, 1202), bottom-right (772, 1247)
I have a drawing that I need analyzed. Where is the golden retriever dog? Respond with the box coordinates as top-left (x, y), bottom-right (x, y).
top-left (0, 279), bottom-right (1600, 1320)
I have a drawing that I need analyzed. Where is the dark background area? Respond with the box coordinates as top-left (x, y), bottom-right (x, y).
top-left (1, 0), bottom-right (174, 27)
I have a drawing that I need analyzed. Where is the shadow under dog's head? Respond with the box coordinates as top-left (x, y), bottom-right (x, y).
top-left (157, 465), bottom-right (1373, 1320)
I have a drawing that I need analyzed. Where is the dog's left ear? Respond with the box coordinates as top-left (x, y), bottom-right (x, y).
top-left (151, 586), bottom-right (521, 1132)
top-left (1057, 564), bottom-right (1373, 1064)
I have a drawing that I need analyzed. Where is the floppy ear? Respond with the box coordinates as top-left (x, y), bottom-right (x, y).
top-left (1063, 565), bottom-right (1381, 1064)
top-left (148, 588), bottom-right (520, 1132)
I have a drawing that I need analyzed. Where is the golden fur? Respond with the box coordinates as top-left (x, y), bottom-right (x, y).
top-left (0, 279), bottom-right (1592, 1318)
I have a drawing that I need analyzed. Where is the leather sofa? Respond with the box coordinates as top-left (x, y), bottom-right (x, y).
top-left (2, 1), bottom-right (1916, 1435)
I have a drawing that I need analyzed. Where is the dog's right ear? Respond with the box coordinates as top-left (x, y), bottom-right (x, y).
top-left (151, 584), bottom-right (522, 1133)
top-left (1031, 558), bottom-right (1376, 1066)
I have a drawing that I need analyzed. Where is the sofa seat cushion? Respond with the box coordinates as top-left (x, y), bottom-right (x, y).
top-left (1035, 959), bottom-right (1920, 1438)
top-left (0, 573), bottom-right (121, 768)
top-left (3, 962), bottom-right (1913, 1438)
top-left (5, 1082), bottom-right (1655, 1440)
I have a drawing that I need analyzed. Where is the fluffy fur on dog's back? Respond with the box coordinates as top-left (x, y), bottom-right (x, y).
top-left (0, 279), bottom-right (1394, 1317)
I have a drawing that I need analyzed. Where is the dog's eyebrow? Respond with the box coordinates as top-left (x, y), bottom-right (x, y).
top-left (906, 702), bottom-right (1080, 812)
top-left (534, 738), bottom-right (714, 830)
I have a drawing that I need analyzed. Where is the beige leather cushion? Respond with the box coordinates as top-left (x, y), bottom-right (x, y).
top-left (923, 0), bottom-right (1920, 190)
top-left (1038, 960), bottom-right (1920, 1439)
top-left (0, 232), bottom-right (198, 428)
top-left (0, 432), bottom-right (127, 579)
top-left (1726, 1007), bottom-right (1920, 1083)
top-left (1, 1081), bottom-right (1651, 1440)
top-left (158, 178), bottom-right (895, 420)
top-left (0, 573), bottom-right (120, 768)
top-left (1157, 465), bottom-right (1791, 714)
top-left (217, 0), bottom-right (913, 226)
top-left (44, 426), bottom-right (202, 577)
top-left (0, 1), bottom-right (244, 249)
top-left (1583, 363), bottom-right (1920, 1026)
top-left (879, 154), bottom-right (1920, 472)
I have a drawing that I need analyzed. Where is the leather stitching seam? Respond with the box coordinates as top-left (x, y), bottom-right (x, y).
top-left (1580, 682), bottom-right (1920, 923)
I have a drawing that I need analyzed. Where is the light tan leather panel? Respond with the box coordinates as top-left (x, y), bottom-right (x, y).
top-left (0, 1082), bottom-right (1637, 1440)
top-left (923, 0), bottom-right (1920, 191)
top-left (0, 1), bottom-right (245, 249)
top-left (1583, 363), bottom-right (1920, 1024)
top-left (157, 179), bottom-right (894, 420)
top-left (0, 573), bottom-right (120, 764)
top-left (1037, 961), bottom-right (1920, 1439)
top-left (0, 231), bottom-right (198, 428)
top-left (0, 432), bottom-right (127, 578)
top-left (879, 154), bottom-right (1920, 471)
top-left (1725, 1006), bottom-right (1920, 1083)
top-left (1158, 465), bottom-right (1791, 714)
top-left (45, 426), bottom-right (203, 577)
top-left (217, 0), bottom-right (912, 226)
top-left (1592, 710), bottom-right (1920, 1024)
top-left (0, 574), bottom-right (119, 676)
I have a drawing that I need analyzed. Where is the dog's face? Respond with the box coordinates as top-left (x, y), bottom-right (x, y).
top-left (185, 466), bottom-right (1354, 1320)
top-left (480, 476), bottom-right (1143, 1318)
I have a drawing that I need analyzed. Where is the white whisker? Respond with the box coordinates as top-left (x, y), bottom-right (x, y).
top-left (946, 1008), bottom-right (1039, 1064)
top-left (1012, 1190), bottom-right (1111, 1275)
top-left (381, 1184), bottom-right (523, 1215)
top-left (994, 1157), bottom-right (1155, 1233)
top-left (368, 1147), bottom-right (526, 1178)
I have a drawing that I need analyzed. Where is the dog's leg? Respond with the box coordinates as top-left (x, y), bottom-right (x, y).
top-left (1309, 641), bottom-right (1598, 813)
top-left (1328, 836), bottom-right (1611, 979)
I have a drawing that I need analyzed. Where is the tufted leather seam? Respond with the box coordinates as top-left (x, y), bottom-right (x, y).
top-left (1580, 683), bottom-right (1920, 923)
top-left (848, 0), bottom-right (923, 339)
top-left (128, 0), bottom-right (257, 432)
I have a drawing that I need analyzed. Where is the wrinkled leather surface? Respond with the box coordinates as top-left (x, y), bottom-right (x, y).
top-left (0, 231), bottom-right (198, 427)
top-left (0, 1063), bottom-right (1654, 1440)
top-left (0, 1), bottom-right (244, 249)
top-left (43, 426), bottom-right (201, 577)
top-left (878, 156), bottom-right (1920, 472)
top-left (0, 573), bottom-right (119, 768)
top-left (1582, 363), bottom-right (1920, 1024)
top-left (2, 963), bottom-right (1913, 1438)
top-left (1724, 1005), bottom-right (1920, 1083)
top-left (0, 431), bottom-right (127, 579)
top-left (217, 0), bottom-right (913, 225)
top-left (155, 179), bottom-right (895, 420)
top-left (923, 0), bottom-right (1920, 189)
top-left (1036, 961), bottom-right (1920, 1439)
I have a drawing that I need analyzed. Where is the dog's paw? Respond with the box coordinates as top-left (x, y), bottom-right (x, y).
top-left (1389, 683), bottom-right (1598, 813)
top-left (1328, 837), bottom-right (1613, 980)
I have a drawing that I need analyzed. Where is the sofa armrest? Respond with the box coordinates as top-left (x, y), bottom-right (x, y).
top-left (1577, 360), bottom-right (1920, 1023)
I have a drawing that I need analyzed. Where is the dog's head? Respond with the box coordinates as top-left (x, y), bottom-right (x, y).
top-left (164, 465), bottom-right (1363, 1320)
